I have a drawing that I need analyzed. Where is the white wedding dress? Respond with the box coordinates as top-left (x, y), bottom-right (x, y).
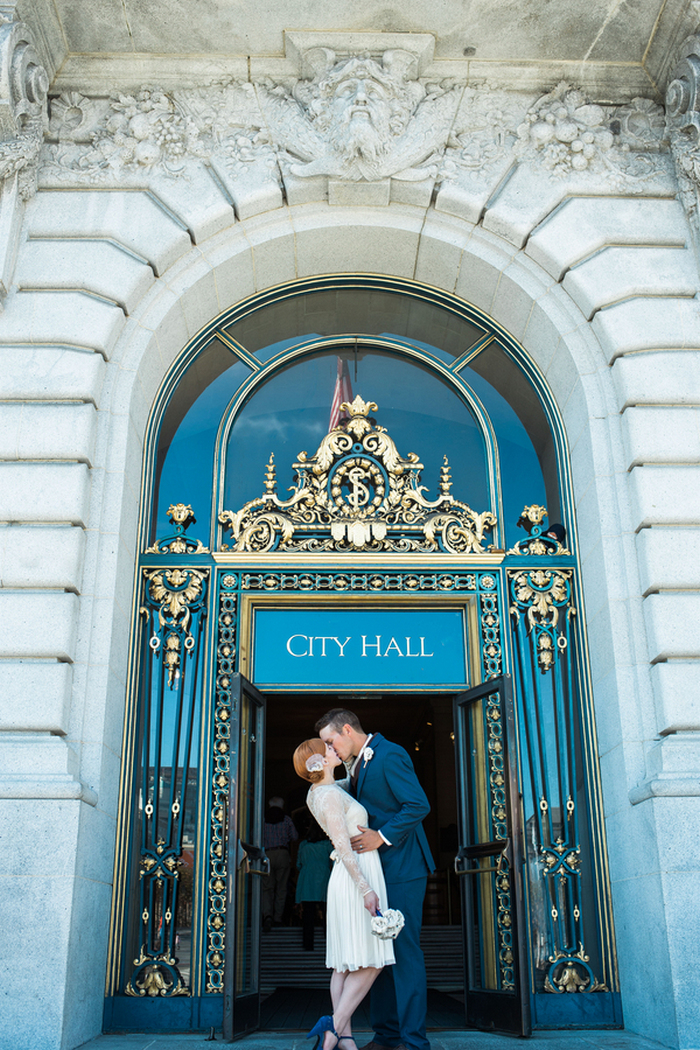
top-left (307, 781), bottom-right (395, 973)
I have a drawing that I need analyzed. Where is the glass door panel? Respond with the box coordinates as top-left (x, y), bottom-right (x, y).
top-left (223, 674), bottom-right (267, 1041)
top-left (454, 677), bottom-right (531, 1036)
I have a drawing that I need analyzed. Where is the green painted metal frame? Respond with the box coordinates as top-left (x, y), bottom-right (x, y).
top-left (222, 674), bottom-right (267, 1041)
top-left (105, 275), bottom-right (620, 1033)
top-left (453, 676), bottom-right (531, 1035)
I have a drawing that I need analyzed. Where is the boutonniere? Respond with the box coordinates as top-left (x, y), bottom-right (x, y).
top-left (362, 746), bottom-right (374, 767)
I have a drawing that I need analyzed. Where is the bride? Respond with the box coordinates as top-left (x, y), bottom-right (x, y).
top-left (293, 737), bottom-right (395, 1050)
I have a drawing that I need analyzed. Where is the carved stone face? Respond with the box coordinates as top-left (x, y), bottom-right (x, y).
top-left (326, 74), bottom-right (393, 160)
top-left (332, 77), bottom-right (391, 129)
top-left (306, 55), bottom-right (413, 164)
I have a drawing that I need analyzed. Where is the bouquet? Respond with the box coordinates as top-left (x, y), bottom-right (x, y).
top-left (370, 908), bottom-right (405, 940)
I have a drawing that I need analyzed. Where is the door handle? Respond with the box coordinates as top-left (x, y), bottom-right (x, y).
top-left (238, 841), bottom-right (270, 876)
top-left (454, 844), bottom-right (508, 876)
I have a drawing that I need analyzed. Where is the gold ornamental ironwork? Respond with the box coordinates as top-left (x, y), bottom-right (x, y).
top-left (219, 395), bottom-right (497, 554)
top-left (144, 503), bottom-right (209, 555)
top-left (125, 951), bottom-right (189, 997)
top-left (141, 566), bottom-right (207, 687)
top-left (507, 504), bottom-right (571, 556)
top-left (545, 946), bottom-right (608, 995)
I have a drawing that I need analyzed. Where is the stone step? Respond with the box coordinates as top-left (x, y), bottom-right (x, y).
top-left (260, 925), bottom-right (463, 991)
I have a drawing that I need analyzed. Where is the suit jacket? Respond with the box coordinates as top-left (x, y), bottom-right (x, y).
top-left (354, 733), bottom-right (435, 884)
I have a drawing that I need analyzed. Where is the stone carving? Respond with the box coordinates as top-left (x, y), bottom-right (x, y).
top-left (257, 49), bottom-right (461, 181)
top-left (42, 50), bottom-right (462, 187)
top-left (43, 82), bottom-right (278, 185)
top-left (438, 81), bottom-right (670, 193)
top-left (512, 82), bottom-right (668, 187)
top-left (39, 62), bottom-right (670, 198)
top-left (440, 84), bottom-right (526, 186)
top-left (666, 35), bottom-right (700, 252)
top-left (0, 9), bottom-right (48, 198)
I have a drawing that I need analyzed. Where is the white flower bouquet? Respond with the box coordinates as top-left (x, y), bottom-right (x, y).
top-left (370, 908), bottom-right (405, 940)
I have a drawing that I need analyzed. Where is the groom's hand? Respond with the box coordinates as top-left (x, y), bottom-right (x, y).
top-left (351, 826), bottom-right (382, 853)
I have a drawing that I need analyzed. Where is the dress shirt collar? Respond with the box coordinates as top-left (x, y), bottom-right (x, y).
top-left (350, 733), bottom-right (374, 778)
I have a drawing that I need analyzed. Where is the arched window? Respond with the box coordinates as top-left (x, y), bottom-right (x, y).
top-left (150, 279), bottom-right (559, 552)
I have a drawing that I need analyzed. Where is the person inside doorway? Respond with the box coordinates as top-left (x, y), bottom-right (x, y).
top-left (545, 522), bottom-right (566, 545)
top-left (296, 817), bottom-right (333, 950)
top-left (317, 709), bottom-right (434, 1050)
top-left (262, 795), bottom-right (298, 932)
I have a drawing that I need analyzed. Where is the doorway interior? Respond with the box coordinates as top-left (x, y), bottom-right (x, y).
top-left (260, 691), bottom-right (465, 1031)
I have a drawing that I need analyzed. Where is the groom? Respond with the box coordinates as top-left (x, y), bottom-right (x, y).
top-left (316, 709), bottom-right (434, 1050)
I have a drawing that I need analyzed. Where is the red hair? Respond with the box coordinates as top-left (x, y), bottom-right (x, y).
top-left (293, 738), bottom-right (326, 785)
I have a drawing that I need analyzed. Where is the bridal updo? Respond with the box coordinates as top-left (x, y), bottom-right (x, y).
top-left (294, 738), bottom-right (326, 785)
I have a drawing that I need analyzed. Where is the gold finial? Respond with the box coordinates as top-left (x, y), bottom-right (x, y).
top-left (340, 394), bottom-right (378, 418)
top-left (516, 504), bottom-right (548, 535)
top-left (264, 453), bottom-right (276, 495)
top-left (440, 455), bottom-right (452, 495)
top-left (340, 395), bottom-right (379, 440)
top-left (167, 503), bottom-right (195, 530)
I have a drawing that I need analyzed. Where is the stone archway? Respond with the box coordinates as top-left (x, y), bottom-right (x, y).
top-left (2, 180), bottom-right (698, 1047)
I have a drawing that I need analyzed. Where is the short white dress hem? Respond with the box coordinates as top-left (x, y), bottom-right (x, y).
top-left (307, 781), bottom-right (395, 973)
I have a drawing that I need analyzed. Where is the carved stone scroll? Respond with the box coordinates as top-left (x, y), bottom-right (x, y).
top-left (666, 35), bottom-right (700, 257)
top-left (0, 9), bottom-right (48, 199)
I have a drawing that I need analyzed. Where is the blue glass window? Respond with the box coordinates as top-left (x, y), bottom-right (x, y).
top-left (152, 338), bottom-right (251, 542)
top-left (223, 349), bottom-right (491, 519)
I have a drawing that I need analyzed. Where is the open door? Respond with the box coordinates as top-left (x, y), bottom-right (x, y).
top-left (453, 676), bottom-right (531, 1036)
top-left (223, 674), bottom-right (268, 1041)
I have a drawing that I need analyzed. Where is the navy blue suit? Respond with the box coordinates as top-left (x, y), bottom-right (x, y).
top-left (353, 734), bottom-right (434, 1050)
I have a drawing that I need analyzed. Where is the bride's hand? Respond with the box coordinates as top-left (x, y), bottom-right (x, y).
top-left (363, 890), bottom-right (380, 916)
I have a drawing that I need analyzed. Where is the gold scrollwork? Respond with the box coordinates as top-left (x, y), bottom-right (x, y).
top-left (125, 952), bottom-right (189, 997)
top-left (509, 568), bottom-right (573, 672)
top-left (145, 568), bottom-right (206, 630)
top-left (512, 570), bottom-right (570, 632)
top-left (205, 589), bottom-right (237, 993)
top-left (241, 571), bottom-right (477, 592)
top-left (507, 505), bottom-right (571, 557)
top-left (480, 585), bottom-right (502, 678)
top-left (144, 503), bottom-right (209, 555)
top-left (483, 689), bottom-right (515, 990)
top-left (545, 946), bottom-right (608, 994)
top-left (219, 396), bottom-right (496, 554)
top-left (143, 567), bottom-right (207, 686)
top-left (163, 633), bottom-right (181, 688)
top-left (486, 692), bottom-right (507, 841)
top-left (541, 837), bottom-right (582, 881)
top-left (496, 860), bottom-right (515, 991)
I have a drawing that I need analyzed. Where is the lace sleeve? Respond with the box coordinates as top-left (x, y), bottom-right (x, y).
top-left (308, 787), bottom-right (372, 897)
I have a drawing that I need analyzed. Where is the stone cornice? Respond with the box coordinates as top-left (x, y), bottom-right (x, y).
top-left (50, 54), bottom-right (662, 102)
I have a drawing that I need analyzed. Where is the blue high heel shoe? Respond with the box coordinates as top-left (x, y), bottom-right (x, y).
top-left (306, 1014), bottom-right (338, 1050)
